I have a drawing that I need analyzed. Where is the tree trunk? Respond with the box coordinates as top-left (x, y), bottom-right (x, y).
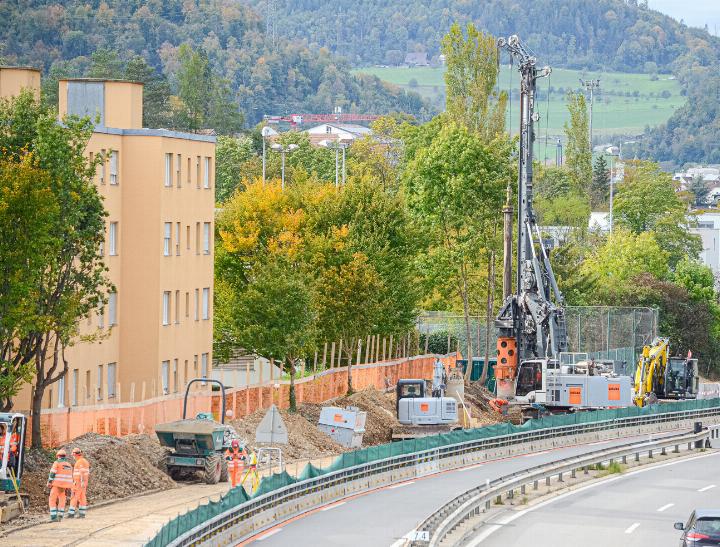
top-left (460, 262), bottom-right (474, 382)
top-left (288, 358), bottom-right (296, 413)
top-left (481, 250), bottom-right (496, 386)
top-left (31, 382), bottom-right (44, 448)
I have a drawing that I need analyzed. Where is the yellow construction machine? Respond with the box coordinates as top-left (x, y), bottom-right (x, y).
top-left (634, 338), bottom-right (700, 407)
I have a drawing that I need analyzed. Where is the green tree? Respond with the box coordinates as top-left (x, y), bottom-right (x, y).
top-left (441, 23), bottom-right (506, 140)
top-left (0, 159), bottom-right (59, 410)
top-left (564, 92), bottom-right (592, 195)
top-left (613, 160), bottom-right (700, 267)
top-left (404, 123), bottom-right (512, 378)
top-left (215, 135), bottom-right (255, 202)
top-left (688, 175), bottom-right (710, 206)
top-left (536, 193), bottom-right (590, 227)
top-left (231, 258), bottom-right (316, 412)
top-left (86, 49), bottom-right (124, 79)
top-left (535, 165), bottom-right (572, 200)
top-left (124, 56), bottom-right (174, 129)
top-left (591, 154), bottom-right (610, 209)
top-left (0, 91), bottom-right (111, 446)
top-left (175, 44), bottom-right (212, 132)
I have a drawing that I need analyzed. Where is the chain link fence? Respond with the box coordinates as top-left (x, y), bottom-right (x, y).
top-left (417, 306), bottom-right (659, 369)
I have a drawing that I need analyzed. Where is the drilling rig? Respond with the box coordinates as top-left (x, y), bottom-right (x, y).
top-left (493, 36), bottom-right (633, 420)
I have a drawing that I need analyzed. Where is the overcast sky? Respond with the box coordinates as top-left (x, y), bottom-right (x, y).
top-left (648, 0), bottom-right (720, 34)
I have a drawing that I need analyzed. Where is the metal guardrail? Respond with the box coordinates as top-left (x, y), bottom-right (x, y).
top-left (416, 427), bottom-right (714, 547)
top-left (167, 406), bottom-right (720, 547)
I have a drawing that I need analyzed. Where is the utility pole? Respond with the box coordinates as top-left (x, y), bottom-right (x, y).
top-left (579, 79), bottom-right (600, 149)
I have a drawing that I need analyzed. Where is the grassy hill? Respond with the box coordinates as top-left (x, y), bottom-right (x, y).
top-left (356, 66), bottom-right (683, 149)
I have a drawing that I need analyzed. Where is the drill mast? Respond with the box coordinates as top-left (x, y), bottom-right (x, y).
top-left (495, 35), bottom-right (568, 362)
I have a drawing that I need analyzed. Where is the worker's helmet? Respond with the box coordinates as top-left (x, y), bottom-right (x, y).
top-left (231, 439), bottom-right (240, 448)
top-left (72, 447), bottom-right (82, 456)
top-left (56, 449), bottom-right (67, 458)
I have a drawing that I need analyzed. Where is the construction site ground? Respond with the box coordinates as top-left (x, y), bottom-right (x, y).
top-left (1, 387), bottom-right (501, 545)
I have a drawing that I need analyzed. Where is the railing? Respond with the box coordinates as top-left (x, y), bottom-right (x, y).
top-left (154, 402), bottom-right (720, 547)
top-left (415, 427), bottom-right (714, 546)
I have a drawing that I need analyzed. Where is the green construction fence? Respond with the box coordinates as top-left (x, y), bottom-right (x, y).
top-left (146, 396), bottom-right (720, 547)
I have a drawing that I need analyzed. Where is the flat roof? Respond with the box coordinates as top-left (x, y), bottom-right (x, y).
top-left (93, 126), bottom-right (216, 143)
top-left (60, 77), bottom-right (143, 85)
top-left (0, 66), bottom-right (41, 73)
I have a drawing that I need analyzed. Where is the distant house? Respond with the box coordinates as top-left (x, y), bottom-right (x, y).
top-left (589, 212), bottom-right (611, 233)
top-left (305, 123), bottom-right (373, 146)
top-left (404, 52), bottom-right (429, 67)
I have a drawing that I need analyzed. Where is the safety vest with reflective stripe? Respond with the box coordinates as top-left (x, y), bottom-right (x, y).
top-left (48, 459), bottom-right (74, 488)
top-left (73, 456), bottom-right (90, 488)
top-left (224, 448), bottom-right (244, 470)
top-left (9, 433), bottom-right (19, 453)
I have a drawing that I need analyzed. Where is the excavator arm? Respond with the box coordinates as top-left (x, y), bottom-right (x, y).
top-left (634, 338), bottom-right (669, 406)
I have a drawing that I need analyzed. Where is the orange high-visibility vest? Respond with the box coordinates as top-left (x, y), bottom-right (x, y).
top-left (48, 459), bottom-right (74, 488)
top-left (9, 433), bottom-right (19, 453)
top-left (224, 448), bottom-right (243, 470)
top-left (73, 456), bottom-right (90, 488)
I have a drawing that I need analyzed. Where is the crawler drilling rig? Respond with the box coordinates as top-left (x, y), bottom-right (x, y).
top-left (493, 36), bottom-right (632, 420)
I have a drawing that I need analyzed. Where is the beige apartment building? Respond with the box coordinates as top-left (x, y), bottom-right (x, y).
top-left (2, 68), bottom-right (215, 411)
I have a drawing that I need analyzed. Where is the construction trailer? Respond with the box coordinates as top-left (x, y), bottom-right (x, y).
top-left (0, 413), bottom-right (28, 522)
top-left (492, 35), bottom-right (634, 421)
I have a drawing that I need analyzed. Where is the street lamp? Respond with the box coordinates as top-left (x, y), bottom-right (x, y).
top-left (270, 143), bottom-right (299, 190)
top-left (605, 146), bottom-right (620, 233)
top-left (319, 139), bottom-right (350, 187)
top-left (261, 126), bottom-right (277, 185)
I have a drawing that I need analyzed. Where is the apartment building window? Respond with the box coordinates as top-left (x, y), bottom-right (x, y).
top-left (175, 290), bottom-right (180, 324)
top-left (107, 363), bottom-right (116, 399)
top-left (164, 222), bottom-right (172, 256)
top-left (173, 359), bottom-right (179, 392)
top-left (57, 376), bottom-right (65, 408)
top-left (162, 291), bottom-right (171, 325)
top-left (187, 157), bottom-right (191, 186)
top-left (195, 222), bottom-right (201, 254)
top-left (185, 292), bottom-right (190, 318)
top-left (202, 287), bottom-right (210, 320)
top-left (176, 222), bottom-right (181, 255)
top-left (97, 364), bottom-right (104, 401)
top-left (193, 355), bottom-right (199, 377)
top-left (203, 157), bottom-right (211, 188)
top-left (184, 360), bottom-right (189, 387)
top-left (165, 153), bottom-right (173, 187)
top-left (109, 150), bottom-right (119, 185)
top-left (100, 149), bottom-right (106, 184)
top-left (98, 305), bottom-right (105, 329)
top-left (194, 289), bottom-right (199, 321)
top-left (108, 291), bottom-right (117, 326)
top-left (203, 222), bottom-right (211, 255)
top-left (71, 369), bottom-right (79, 406)
top-left (176, 154), bottom-right (182, 188)
top-left (161, 360), bottom-right (170, 395)
top-left (109, 222), bottom-right (118, 255)
top-left (186, 225), bottom-right (191, 250)
top-left (201, 353), bottom-right (209, 378)
top-left (85, 370), bottom-right (91, 401)
top-left (196, 156), bottom-right (201, 188)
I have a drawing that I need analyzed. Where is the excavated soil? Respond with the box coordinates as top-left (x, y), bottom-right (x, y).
top-left (17, 433), bottom-right (175, 517)
top-left (230, 408), bottom-right (349, 460)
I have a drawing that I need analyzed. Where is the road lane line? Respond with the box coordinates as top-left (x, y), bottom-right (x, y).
top-left (389, 481), bottom-right (415, 489)
top-left (699, 484), bottom-right (716, 492)
top-left (523, 450), bottom-right (551, 457)
top-left (467, 451), bottom-right (720, 545)
top-left (320, 501), bottom-right (346, 511)
top-left (256, 528), bottom-right (282, 541)
top-left (625, 523), bottom-right (641, 534)
top-left (657, 503), bottom-right (674, 512)
top-left (588, 440), bottom-right (610, 446)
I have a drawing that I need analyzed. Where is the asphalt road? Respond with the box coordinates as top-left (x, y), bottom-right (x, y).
top-left (473, 443), bottom-right (720, 547)
top-left (248, 431), bottom-right (685, 546)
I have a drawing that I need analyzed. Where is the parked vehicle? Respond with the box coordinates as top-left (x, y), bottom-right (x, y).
top-left (675, 509), bottom-right (720, 546)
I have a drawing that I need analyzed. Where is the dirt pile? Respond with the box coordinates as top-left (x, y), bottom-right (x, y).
top-left (230, 407), bottom-right (348, 461)
top-left (19, 433), bottom-right (175, 514)
top-left (324, 388), bottom-right (401, 445)
top-left (463, 382), bottom-right (505, 426)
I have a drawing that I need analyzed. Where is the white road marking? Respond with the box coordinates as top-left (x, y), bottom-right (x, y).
top-left (523, 450), bottom-right (551, 457)
top-left (389, 481), bottom-right (415, 489)
top-left (256, 528), bottom-right (282, 541)
top-left (466, 451), bottom-right (720, 545)
top-left (588, 440), bottom-right (611, 446)
top-left (698, 484), bottom-right (716, 492)
top-left (624, 523), bottom-right (641, 534)
top-left (657, 503), bottom-right (675, 512)
top-left (458, 463), bottom-right (485, 472)
top-left (320, 501), bottom-right (346, 511)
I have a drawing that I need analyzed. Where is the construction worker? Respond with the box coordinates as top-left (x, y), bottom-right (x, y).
top-left (47, 449), bottom-right (74, 521)
top-left (240, 448), bottom-right (259, 493)
top-left (68, 447), bottom-right (90, 519)
top-left (224, 439), bottom-right (244, 488)
top-left (8, 423), bottom-right (19, 469)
